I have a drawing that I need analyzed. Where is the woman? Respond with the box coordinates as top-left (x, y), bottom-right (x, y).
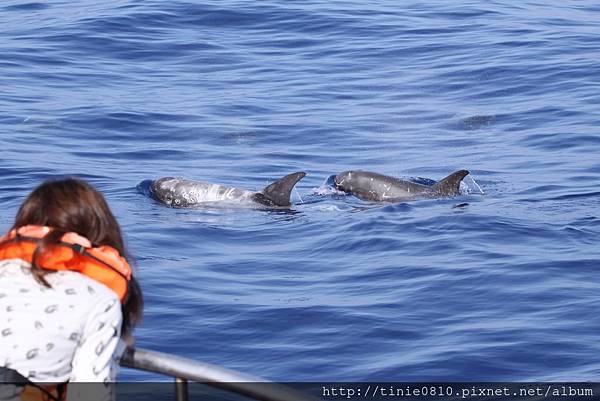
top-left (0, 178), bottom-right (143, 400)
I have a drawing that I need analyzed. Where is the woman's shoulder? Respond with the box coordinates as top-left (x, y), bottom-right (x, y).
top-left (0, 258), bottom-right (120, 306)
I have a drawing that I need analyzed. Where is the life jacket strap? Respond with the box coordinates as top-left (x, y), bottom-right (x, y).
top-left (0, 366), bottom-right (29, 384)
top-left (0, 366), bottom-right (65, 401)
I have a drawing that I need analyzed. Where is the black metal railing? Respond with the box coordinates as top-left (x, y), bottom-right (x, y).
top-left (120, 347), bottom-right (320, 401)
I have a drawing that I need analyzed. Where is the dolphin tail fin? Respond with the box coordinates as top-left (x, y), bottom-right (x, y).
top-left (432, 170), bottom-right (470, 196)
top-left (255, 172), bottom-right (306, 206)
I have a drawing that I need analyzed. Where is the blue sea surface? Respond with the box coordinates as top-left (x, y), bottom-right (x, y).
top-left (1, 0), bottom-right (599, 381)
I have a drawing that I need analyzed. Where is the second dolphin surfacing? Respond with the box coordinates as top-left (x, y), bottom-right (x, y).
top-left (334, 170), bottom-right (470, 202)
top-left (150, 172), bottom-right (306, 207)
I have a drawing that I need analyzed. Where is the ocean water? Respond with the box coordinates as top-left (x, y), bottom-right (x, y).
top-left (1, 0), bottom-right (599, 382)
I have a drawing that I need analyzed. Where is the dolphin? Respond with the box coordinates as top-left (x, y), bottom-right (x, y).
top-left (149, 172), bottom-right (306, 207)
top-left (334, 170), bottom-right (470, 202)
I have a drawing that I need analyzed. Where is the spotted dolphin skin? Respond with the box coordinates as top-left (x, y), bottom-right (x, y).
top-left (150, 172), bottom-right (306, 207)
top-left (334, 170), bottom-right (470, 202)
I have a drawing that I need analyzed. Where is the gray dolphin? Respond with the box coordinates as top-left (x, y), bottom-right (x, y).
top-left (150, 172), bottom-right (306, 207)
top-left (334, 170), bottom-right (470, 202)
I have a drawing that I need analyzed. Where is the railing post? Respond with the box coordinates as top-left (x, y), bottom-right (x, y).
top-left (175, 377), bottom-right (188, 401)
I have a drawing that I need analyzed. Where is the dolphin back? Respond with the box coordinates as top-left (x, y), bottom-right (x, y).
top-left (431, 170), bottom-right (470, 196)
top-left (253, 172), bottom-right (306, 206)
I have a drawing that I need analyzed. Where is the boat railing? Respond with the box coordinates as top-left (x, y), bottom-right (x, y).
top-left (120, 347), bottom-right (321, 401)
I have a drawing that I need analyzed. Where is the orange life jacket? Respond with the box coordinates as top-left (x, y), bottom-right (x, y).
top-left (20, 380), bottom-right (66, 401)
top-left (0, 225), bottom-right (131, 302)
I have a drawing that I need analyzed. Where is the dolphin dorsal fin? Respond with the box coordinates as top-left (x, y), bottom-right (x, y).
top-left (432, 170), bottom-right (470, 196)
top-left (258, 172), bottom-right (306, 206)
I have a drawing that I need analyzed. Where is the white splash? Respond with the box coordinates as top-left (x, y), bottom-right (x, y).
top-left (294, 187), bottom-right (304, 204)
top-left (460, 175), bottom-right (485, 195)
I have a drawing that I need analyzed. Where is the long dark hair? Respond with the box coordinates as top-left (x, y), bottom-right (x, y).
top-left (11, 178), bottom-right (143, 337)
